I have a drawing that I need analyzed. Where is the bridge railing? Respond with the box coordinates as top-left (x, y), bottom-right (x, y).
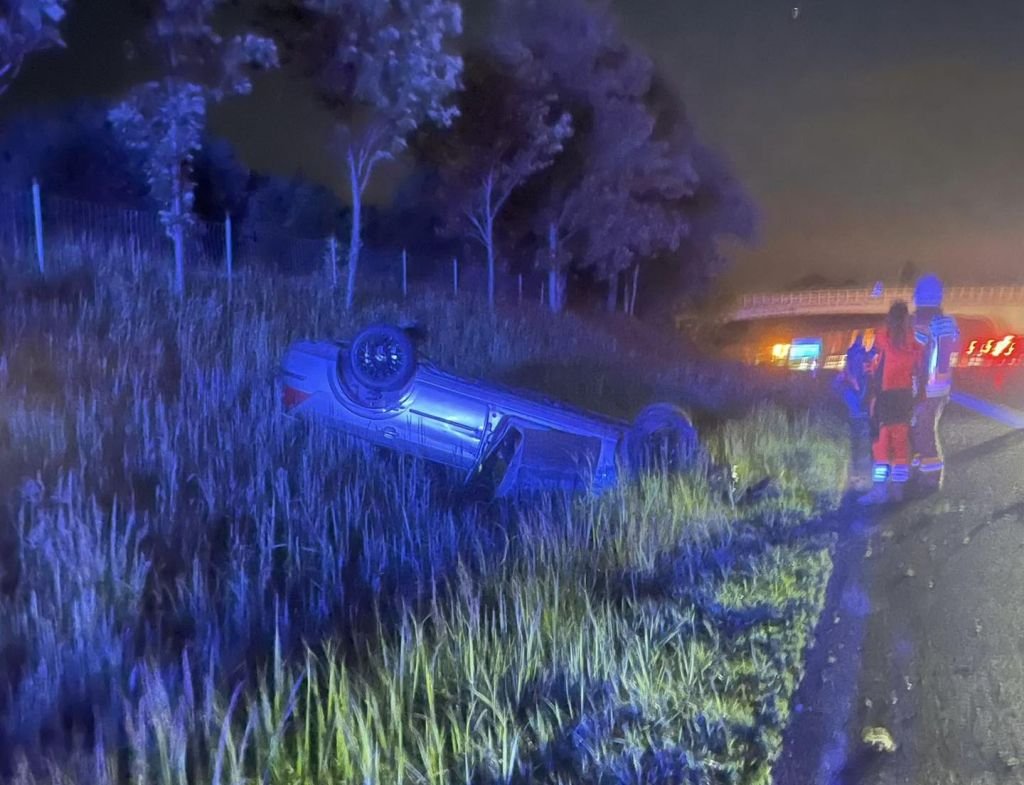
top-left (737, 285), bottom-right (1024, 313)
top-left (945, 285), bottom-right (1024, 304)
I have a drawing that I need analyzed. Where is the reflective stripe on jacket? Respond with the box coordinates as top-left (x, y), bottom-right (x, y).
top-left (914, 312), bottom-right (959, 398)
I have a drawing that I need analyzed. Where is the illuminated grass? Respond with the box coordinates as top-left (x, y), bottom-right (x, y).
top-left (0, 256), bottom-right (846, 784)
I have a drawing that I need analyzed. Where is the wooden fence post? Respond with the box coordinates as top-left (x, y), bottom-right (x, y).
top-left (629, 264), bottom-right (640, 316)
top-left (225, 211), bottom-right (234, 297)
top-left (31, 178), bottom-right (44, 275)
top-left (401, 249), bottom-right (408, 298)
top-left (328, 235), bottom-right (339, 288)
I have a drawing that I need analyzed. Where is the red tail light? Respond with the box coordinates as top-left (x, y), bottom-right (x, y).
top-left (282, 385), bottom-right (312, 411)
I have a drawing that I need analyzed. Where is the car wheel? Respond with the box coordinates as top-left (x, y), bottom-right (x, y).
top-left (625, 403), bottom-right (701, 476)
top-left (347, 324), bottom-right (417, 393)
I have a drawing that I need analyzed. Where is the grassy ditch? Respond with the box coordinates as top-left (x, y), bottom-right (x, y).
top-left (0, 260), bottom-right (848, 784)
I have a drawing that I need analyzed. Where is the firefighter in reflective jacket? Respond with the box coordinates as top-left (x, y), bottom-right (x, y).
top-left (911, 274), bottom-right (959, 493)
top-left (859, 301), bottom-right (924, 505)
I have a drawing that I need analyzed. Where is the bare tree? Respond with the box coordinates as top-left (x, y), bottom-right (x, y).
top-left (899, 259), bottom-right (919, 286)
top-left (109, 0), bottom-right (278, 297)
top-left (0, 0), bottom-right (69, 98)
top-left (584, 99), bottom-right (693, 312)
top-left (503, 0), bottom-right (693, 313)
top-left (434, 41), bottom-right (572, 308)
top-left (286, 0), bottom-right (463, 310)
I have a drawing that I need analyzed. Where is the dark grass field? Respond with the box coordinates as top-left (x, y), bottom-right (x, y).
top-left (0, 257), bottom-right (849, 784)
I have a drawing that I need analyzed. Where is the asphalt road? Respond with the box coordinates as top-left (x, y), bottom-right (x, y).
top-left (776, 397), bottom-right (1024, 785)
top-left (954, 368), bottom-right (1024, 412)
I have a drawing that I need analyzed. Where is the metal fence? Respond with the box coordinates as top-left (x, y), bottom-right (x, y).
top-left (0, 183), bottom-right (547, 304)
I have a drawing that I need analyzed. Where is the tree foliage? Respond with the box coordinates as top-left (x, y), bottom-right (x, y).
top-left (427, 37), bottom-right (573, 307)
top-left (109, 81), bottom-right (208, 234)
top-left (0, 102), bottom-right (149, 203)
top-left (192, 136), bottom-right (251, 219)
top-left (303, 0), bottom-right (463, 136)
top-left (672, 143), bottom-right (758, 295)
top-left (566, 77), bottom-right (693, 285)
top-left (476, 0), bottom-right (693, 310)
top-left (268, 0), bottom-right (463, 308)
top-left (898, 259), bottom-right (919, 286)
top-left (109, 0), bottom-right (278, 294)
top-left (0, 0), bottom-right (69, 97)
top-left (241, 173), bottom-right (345, 271)
top-left (422, 0), bottom-right (756, 313)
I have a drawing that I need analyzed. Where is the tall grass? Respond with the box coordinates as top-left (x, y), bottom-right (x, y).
top-left (0, 256), bottom-right (846, 784)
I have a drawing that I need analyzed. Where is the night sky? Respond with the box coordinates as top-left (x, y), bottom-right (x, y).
top-left (5, 0), bottom-right (1024, 291)
top-left (615, 0), bottom-right (1024, 289)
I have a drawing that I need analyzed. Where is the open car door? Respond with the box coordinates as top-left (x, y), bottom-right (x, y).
top-left (490, 425), bottom-right (605, 497)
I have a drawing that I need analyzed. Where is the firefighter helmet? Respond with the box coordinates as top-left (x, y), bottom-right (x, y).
top-left (913, 274), bottom-right (944, 308)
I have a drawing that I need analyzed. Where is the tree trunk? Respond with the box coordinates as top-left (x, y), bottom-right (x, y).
top-left (606, 271), bottom-right (618, 312)
top-left (485, 214), bottom-right (496, 309)
top-left (547, 269), bottom-right (560, 313)
top-left (31, 178), bottom-right (44, 275)
top-left (167, 113), bottom-right (186, 298)
top-left (629, 264), bottom-right (640, 316)
top-left (172, 225), bottom-right (185, 297)
top-left (225, 211), bottom-right (234, 301)
top-left (171, 180), bottom-right (185, 298)
top-left (546, 222), bottom-right (565, 313)
top-left (547, 269), bottom-right (567, 313)
top-left (345, 151), bottom-right (362, 311)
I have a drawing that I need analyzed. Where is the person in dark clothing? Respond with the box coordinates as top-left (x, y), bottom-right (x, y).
top-left (836, 332), bottom-right (875, 489)
top-left (910, 274), bottom-right (959, 494)
top-left (844, 332), bottom-right (873, 415)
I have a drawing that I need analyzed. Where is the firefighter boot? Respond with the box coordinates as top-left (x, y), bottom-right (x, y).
top-left (858, 464), bottom-right (891, 505)
top-left (888, 465), bottom-right (910, 503)
top-left (915, 456), bottom-right (944, 496)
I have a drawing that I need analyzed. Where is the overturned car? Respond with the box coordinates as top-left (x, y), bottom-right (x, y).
top-left (280, 324), bottom-right (701, 497)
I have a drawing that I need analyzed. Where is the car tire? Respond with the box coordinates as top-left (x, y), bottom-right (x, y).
top-left (624, 403), bottom-right (701, 477)
top-left (347, 324), bottom-right (418, 393)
